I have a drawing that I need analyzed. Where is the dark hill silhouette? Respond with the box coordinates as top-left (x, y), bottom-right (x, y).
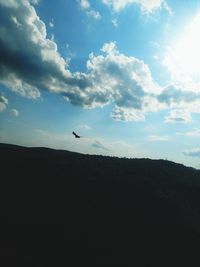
top-left (1, 143), bottom-right (200, 266)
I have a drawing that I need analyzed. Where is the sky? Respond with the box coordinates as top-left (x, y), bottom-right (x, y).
top-left (1, 0), bottom-right (200, 169)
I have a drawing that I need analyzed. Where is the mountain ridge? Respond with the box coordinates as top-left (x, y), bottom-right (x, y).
top-left (0, 141), bottom-right (197, 169)
top-left (1, 142), bottom-right (200, 266)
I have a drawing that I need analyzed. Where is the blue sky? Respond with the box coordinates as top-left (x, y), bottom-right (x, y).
top-left (1, 0), bottom-right (200, 168)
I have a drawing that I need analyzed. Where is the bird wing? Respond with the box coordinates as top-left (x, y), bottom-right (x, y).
top-left (72, 131), bottom-right (80, 138)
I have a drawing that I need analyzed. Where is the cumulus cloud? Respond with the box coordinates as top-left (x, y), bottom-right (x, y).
top-left (0, 0), bottom-right (103, 105)
top-left (0, 0), bottom-right (160, 121)
top-left (10, 108), bottom-right (19, 117)
top-left (0, 94), bottom-right (8, 111)
top-left (165, 109), bottom-right (191, 123)
top-left (183, 148), bottom-right (200, 158)
top-left (85, 41), bottom-right (161, 120)
top-left (101, 0), bottom-right (171, 14)
top-left (0, 0), bottom-right (73, 99)
top-left (1, 0), bottom-right (199, 123)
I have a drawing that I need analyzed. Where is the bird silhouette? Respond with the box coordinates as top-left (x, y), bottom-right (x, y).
top-left (72, 131), bottom-right (81, 138)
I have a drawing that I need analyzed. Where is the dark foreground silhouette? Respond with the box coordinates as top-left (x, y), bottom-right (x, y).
top-left (1, 143), bottom-right (200, 266)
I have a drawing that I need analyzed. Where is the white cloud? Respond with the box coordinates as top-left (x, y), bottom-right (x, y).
top-left (157, 84), bottom-right (200, 118)
top-left (87, 10), bottom-right (101, 20)
top-left (1, 0), bottom-right (199, 123)
top-left (0, 6), bottom-right (157, 119)
top-left (165, 109), bottom-right (191, 124)
top-left (157, 85), bottom-right (199, 106)
top-left (49, 21), bottom-right (54, 28)
top-left (85, 42), bottom-right (161, 115)
top-left (79, 0), bottom-right (101, 20)
top-left (112, 18), bottom-right (118, 27)
top-left (148, 135), bottom-right (169, 141)
top-left (50, 33), bottom-right (55, 42)
top-left (177, 129), bottom-right (200, 137)
top-left (10, 108), bottom-right (19, 117)
top-left (0, 0), bottom-right (174, 121)
top-left (101, 41), bottom-right (118, 54)
top-left (0, 94), bottom-right (8, 111)
top-left (0, 0), bottom-right (68, 99)
top-left (80, 0), bottom-right (90, 9)
top-left (79, 124), bottom-right (92, 130)
top-left (11, 15), bottom-right (21, 27)
top-left (183, 148), bottom-right (200, 158)
top-left (111, 106), bottom-right (145, 121)
top-left (0, 73), bottom-right (40, 99)
top-left (30, 0), bottom-right (40, 5)
top-left (0, 1), bottom-right (161, 121)
top-left (101, 0), bottom-right (171, 14)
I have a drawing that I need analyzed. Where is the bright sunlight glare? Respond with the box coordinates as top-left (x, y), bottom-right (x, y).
top-left (165, 11), bottom-right (200, 85)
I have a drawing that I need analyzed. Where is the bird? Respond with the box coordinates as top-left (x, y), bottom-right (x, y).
top-left (72, 131), bottom-right (81, 138)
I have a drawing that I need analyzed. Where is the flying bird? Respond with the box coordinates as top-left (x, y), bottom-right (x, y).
top-left (72, 131), bottom-right (81, 138)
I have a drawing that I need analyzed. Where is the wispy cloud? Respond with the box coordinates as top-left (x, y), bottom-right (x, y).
top-left (183, 148), bottom-right (200, 158)
top-left (148, 135), bottom-right (169, 141)
top-left (49, 20), bottom-right (54, 28)
top-left (79, 0), bottom-right (101, 20)
top-left (165, 109), bottom-right (191, 124)
top-left (112, 18), bottom-right (118, 27)
top-left (87, 10), bottom-right (101, 20)
top-left (101, 0), bottom-right (172, 14)
top-left (79, 124), bottom-right (92, 130)
top-left (176, 129), bottom-right (200, 137)
top-left (0, 94), bottom-right (8, 112)
top-left (92, 140), bottom-right (109, 151)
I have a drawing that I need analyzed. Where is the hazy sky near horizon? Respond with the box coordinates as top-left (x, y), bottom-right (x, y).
top-left (1, 0), bottom-right (200, 168)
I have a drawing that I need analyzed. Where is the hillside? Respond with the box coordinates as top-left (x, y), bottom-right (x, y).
top-left (1, 143), bottom-right (200, 266)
